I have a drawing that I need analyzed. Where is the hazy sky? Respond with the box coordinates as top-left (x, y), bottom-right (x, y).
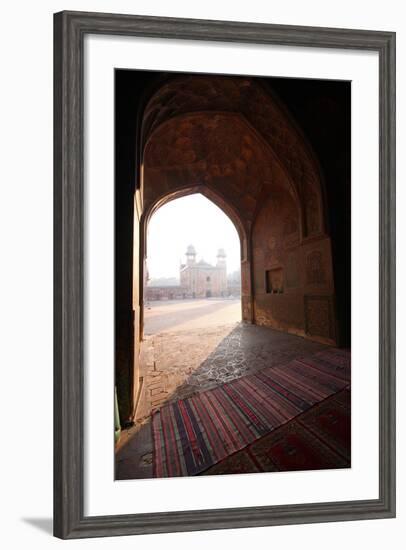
top-left (147, 194), bottom-right (241, 280)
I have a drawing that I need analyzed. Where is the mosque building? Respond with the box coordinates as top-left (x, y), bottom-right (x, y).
top-left (180, 245), bottom-right (227, 298)
top-left (146, 245), bottom-right (228, 300)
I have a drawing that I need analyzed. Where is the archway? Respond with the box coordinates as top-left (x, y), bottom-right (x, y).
top-left (143, 192), bottom-right (242, 331)
top-left (116, 73), bottom-right (340, 425)
top-left (140, 187), bottom-right (247, 340)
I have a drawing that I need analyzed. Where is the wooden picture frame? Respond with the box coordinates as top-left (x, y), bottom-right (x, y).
top-left (54, 10), bottom-right (396, 539)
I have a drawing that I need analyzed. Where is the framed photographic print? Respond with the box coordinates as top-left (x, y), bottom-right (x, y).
top-left (54, 10), bottom-right (396, 539)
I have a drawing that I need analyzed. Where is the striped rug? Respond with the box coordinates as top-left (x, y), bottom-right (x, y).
top-left (152, 348), bottom-right (350, 477)
top-left (202, 388), bottom-right (351, 476)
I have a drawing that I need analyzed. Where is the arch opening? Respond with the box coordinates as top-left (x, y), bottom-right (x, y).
top-left (142, 192), bottom-right (242, 337)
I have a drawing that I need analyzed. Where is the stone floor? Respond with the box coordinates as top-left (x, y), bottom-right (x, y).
top-left (116, 318), bottom-right (328, 480)
top-left (136, 321), bottom-right (328, 421)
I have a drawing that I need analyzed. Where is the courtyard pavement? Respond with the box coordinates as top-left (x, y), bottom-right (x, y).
top-left (143, 297), bottom-right (241, 334)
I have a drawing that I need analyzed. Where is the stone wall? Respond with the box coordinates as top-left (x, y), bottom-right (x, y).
top-left (252, 188), bottom-right (336, 344)
top-left (145, 286), bottom-right (183, 300)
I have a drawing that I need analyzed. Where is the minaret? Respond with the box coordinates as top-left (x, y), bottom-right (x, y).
top-left (186, 244), bottom-right (197, 266)
top-left (216, 248), bottom-right (227, 268)
top-left (216, 248), bottom-right (227, 295)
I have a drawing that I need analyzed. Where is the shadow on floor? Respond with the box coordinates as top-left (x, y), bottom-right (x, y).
top-left (116, 323), bottom-right (332, 480)
top-left (148, 323), bottom-right (328, 406)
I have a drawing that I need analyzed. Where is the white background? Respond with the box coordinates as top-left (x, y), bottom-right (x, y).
top-left (0, 0), bottom-right (403, 548)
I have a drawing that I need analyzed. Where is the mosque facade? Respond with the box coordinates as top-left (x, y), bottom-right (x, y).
top-left (179, 245), bottom-right (227, 298)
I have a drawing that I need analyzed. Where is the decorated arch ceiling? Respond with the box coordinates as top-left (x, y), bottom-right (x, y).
top-left (144, 112), bottom-right (296, 222)
top-left (141, 75), bottom-right (324, 236)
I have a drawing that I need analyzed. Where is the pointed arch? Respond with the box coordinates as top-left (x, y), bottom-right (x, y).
top-left (139, 187), bottom-right (249, 338)
top-left (142, 185), bottom-right (248, 261)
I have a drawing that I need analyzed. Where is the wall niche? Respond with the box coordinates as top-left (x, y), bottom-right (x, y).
top-left (265, 268), bottom-right (284, 294)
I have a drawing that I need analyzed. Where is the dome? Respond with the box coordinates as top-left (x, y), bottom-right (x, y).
top-left (186, 244), bottom-right (196, 255)
top-left (197, 259), bottom-right (212, 267)
top-left (217, 248), bottom-right (226, 257)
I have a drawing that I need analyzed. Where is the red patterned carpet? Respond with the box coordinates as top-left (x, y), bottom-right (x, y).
top-left (202, 388), bottom-right (350, 475)
top-left (152, 348), bottom-right (350, 477)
